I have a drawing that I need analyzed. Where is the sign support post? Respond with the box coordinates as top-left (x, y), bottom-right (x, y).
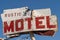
top-left (29, 32), bottom-right (35, 40)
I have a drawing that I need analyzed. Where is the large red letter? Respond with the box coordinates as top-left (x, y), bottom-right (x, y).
top-left (25, 18), bottom-right (32, 29)
top-left (4, 21), bottom-right (14, 33)
top-left (35, 16), bottom-right (45, 29)
top-left (15, 19), bottom-right (24, 31)
top-left (46, 16), bottom-right (56, 28)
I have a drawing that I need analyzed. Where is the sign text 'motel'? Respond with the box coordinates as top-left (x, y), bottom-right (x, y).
top-left (3, 16), bottom-right (57, 34)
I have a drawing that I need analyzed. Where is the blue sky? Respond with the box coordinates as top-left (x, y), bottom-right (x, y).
top-left (0, 0), bottom-right (60, 40)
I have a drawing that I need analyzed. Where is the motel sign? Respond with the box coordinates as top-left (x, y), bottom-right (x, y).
top-left (1, 7), bottom-right (58, 40)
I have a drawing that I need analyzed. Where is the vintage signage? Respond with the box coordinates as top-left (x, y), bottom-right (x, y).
top-left (1, 8), bottom-right (58, 35)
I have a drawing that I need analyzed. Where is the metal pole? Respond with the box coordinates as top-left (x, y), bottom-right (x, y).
top-left (29, 32), bottom-right (35, 40)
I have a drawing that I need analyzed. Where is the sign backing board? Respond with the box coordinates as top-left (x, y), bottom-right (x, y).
top-left (1, 8), bottom-right (58, 35)
top-left (32, 8), bottom-right (51, 17)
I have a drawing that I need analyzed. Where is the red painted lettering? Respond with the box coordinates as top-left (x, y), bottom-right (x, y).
top-left (15, 19), bottom-right (24, 31)
top-left (46, 16), bottom-right (56, 28)
top-left (25, 18), bottom-right (32, 29)
top-left (4, 21), bottom-right (14, 33)
top-left (35, 16), bottom-right (45, 29)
